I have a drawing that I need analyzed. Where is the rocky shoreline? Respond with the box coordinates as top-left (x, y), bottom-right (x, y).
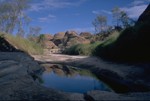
top-left (0, 52), bottom-right (85, 100)
top-left (0, 52), bottom-right (150, 100)
top-left (32, 54), bottom-right (150, 100)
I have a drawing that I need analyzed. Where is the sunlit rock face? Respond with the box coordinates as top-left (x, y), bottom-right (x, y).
top-left (44, 34), bottom-right (53, 41)
top-left (63, 31), bottom-right (90, 48)
top-left (42, 40), bottom-right (58, 49)
top-left (52, 32), bottom-right (65, 46)
top-left (80, 32), bottom-right (92, 39)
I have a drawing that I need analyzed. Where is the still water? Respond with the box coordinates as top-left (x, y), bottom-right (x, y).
top-left (41, 65), bottom-right (111, 93)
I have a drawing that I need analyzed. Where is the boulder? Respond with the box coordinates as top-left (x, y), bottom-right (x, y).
top-left (52, 32), bottom-right (65, 46)
top-left (44, 34), bottom-right (53, 41)
top-left (63, 31), bottom-right (90, 48)
top-left (43, 40), bottom-right (58, 49)
top-left (80, 32), bottom-right (92, 39)
top-left (64, 31), bottom-right (78, 38)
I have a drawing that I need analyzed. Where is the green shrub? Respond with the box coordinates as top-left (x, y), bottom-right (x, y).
top-left (64, 31), bottom-right (120, 56)
top-left (63, 41), bottom-right (102, 56)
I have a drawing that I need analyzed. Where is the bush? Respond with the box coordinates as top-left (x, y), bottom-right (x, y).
top-left (64, 31), bottom-right (120, 56)
top-left (63, 42), bottom-right (101, 56)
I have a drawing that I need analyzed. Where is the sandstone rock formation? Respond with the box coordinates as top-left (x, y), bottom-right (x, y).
top-left (80, 32), bottom-right (92, 39)
top-left (43, 40), bottom-right (58, 49)
top-left (63, 31), bottom-right (90, 48)
top-left (52, 32), bottom-right (65, 46)
top-left (44, 34), bottom-right (53, 41)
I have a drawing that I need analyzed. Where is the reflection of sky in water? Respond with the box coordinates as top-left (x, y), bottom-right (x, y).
top-left (42, 70), bottom-right (111, 93)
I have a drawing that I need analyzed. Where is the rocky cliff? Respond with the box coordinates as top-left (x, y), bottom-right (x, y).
top-left (137, 4), bottom-right (150, 24)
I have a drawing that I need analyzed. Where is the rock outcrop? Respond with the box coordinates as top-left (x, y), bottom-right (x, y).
top-left (137, 4), bottom-right (150, 24)
top-left (43, 40), bottom-right (58, 49)
top-left (37, 34), bottom-right (58, 50)
top-left (52, 32), bottom-right (65, 46)
top-left (63, 31), bottom-right (90, 48)
top-left (39, 31), bottom-right (94, 50)
top-left (44, 34), bottom-right (53, 41)
top-left (0, 52), bottom-right (85, 100)
top-left (80, 32), bottom-right (92, 39)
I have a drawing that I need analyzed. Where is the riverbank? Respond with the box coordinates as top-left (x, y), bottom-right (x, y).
top-left (0, 52), bottom-right (149, 100)
top-left (32, 54), bottom-right (150, 92)
top-left (32, 53), bottom-right (150, 100)
top-left (0, 52), bottom-right (85, 100)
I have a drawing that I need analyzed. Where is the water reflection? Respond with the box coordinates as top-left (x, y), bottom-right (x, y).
top-left (41, 64), bottom-right (111, 93)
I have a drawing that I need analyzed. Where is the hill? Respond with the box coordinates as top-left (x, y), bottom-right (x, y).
top-left (94, 4), bottom-right (150, 62)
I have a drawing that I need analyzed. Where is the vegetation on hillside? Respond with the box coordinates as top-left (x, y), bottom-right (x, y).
top-left (63, 42), bottom-right (101, 55)
top-left (93, 5), bottom-right (150, 62)
top-left (64, 4), bottom-right (150, 63)
top-left (0, 0), bottom-right (44, 55)
top-left (0, 32), bottom-right (43, 55)
top-left (64, 31), bottom-right (120, 56)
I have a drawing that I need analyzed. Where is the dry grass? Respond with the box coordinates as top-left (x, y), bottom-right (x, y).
top-left (0, 32), bottom-right (43, 55)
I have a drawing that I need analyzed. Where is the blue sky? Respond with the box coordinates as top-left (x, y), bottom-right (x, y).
top-left (27, 0), bottom-right (150, 34)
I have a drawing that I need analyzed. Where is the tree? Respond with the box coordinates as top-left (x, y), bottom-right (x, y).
top-left (16, 27), bottom-right (25, 37)
top-left (112, 7), bottom-right (135, 29)
top-left (27, 26), bottom-right (42, 42)
top-left (120, 11), bottom-right (135, 28)
top-left (37, 34), bottom-right (45, 47)
top-left (0, 0), bottom-right (30, 34)
top-left (93, 15), bottom-right (107, 33)
top-left (111, 7), bottom-right (121, 27)
top-left (29, 26), bottom-right (42, 37)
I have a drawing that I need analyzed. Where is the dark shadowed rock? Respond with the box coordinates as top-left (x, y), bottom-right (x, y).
top-left (0, 36), bottom-right (21, 52)
top-left (137, 4), bottom-right (150, 24)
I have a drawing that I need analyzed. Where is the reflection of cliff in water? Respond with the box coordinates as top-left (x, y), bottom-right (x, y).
top-left (40, 64), bottom-right (112, 93)
top-left (42, 64), bottom-right (93, 78)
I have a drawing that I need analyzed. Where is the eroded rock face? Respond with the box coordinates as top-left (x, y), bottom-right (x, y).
top-left (43, 40), bottom-right (58, 49)
top-left (44, 34), bottom-right (53, 41)
top-left (52, 32), bottom-right (65, 46)
top-left (80, 32), bottom-right (92, 39)
top-left (64, 31), bottom-right (78, 38)
top-left (63, 31), bottom-right (90, 48)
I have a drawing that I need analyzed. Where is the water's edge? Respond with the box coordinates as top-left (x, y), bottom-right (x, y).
top-left (39, 64), bottom-right (112, 93)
